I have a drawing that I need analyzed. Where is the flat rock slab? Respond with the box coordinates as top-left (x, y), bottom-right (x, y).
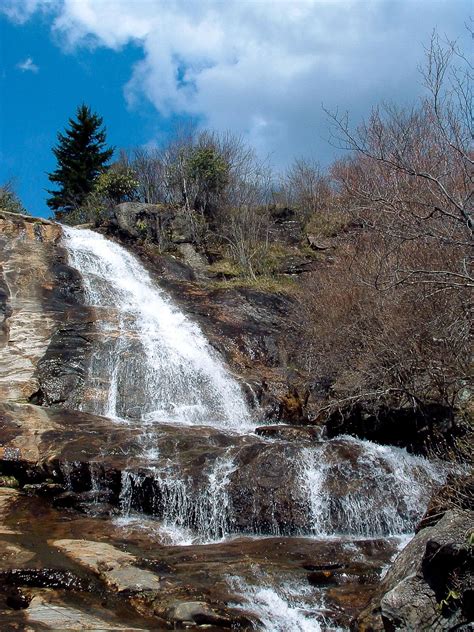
top-left (53, 539), bottom-right (162, 593)
top-left (0, 488), bottom-right (401, 630)
top-left (25, 592), bottom-right (149, 631)
top-left (0, 401), bottom-right (263, 469)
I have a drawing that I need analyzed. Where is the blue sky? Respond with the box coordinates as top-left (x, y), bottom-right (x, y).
top-left (0, 0), bottom-right (471, 218)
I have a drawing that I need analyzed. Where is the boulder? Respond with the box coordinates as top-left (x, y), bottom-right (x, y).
top-left (356, 510), bottom-right (474, 631)
top-left (109, 202), bottom-right (174, 246)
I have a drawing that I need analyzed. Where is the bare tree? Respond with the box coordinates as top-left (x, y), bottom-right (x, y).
top-left (326, 30), bottom-right (473, 294)
top-left (280, 157), bottom-right (331, 223)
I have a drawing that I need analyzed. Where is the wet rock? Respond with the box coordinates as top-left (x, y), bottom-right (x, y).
top-left (22, 483), bottom-right (65, 497)
top-left (303, 562), bottom-right (343, 571)
top-left (1, 403), bottom-right (445, 538)
top-left (307, 570), bottom-right (339, 585)
top-left (0, 540), bottom-right (36, 567)
top-left (1, 568), bottom-right (88, 591)
top-left (24, 591), bottom-right (149, 631)
top-left (0, 488), bottom-right (20, 535)
top-left (0, 484), bottom-right (400, 631)
top-left (356, 510), bottom-right (474, 631)
top-left (5, 586), bottom-right (32, 610)
top-left (53, 539), bottom-right (163, 593)
top-left (165, 600), bottom-right (248, 628)
top-left (255, 424), bottom-right (322, 441)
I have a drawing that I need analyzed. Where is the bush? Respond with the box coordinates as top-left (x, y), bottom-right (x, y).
top-left (0, 182), bottom-right (27, 215)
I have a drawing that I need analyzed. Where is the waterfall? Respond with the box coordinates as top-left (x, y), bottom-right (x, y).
top-left (111, 436), bottom-right (445, 543)
top-left (118, 453), bottom-right (236, 544)
top-left (55, 226), bottom-right (449, 632)
top-left (62, 226), bottom-right (252, 430)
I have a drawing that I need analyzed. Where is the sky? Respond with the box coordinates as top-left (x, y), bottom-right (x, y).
top-left (0, 0), bottom-right (471, 218)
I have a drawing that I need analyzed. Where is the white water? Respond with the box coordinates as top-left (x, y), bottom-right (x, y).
top-left (228, 576), bottom-right (332, 632)
top-left (119, 453), bottom-right (237, 543)
top-left (62, 227), bottom-right (252, 430)
top-left (112, 435), bottom-right (445, 543)
top-left (299, 436), bottom-right (446, 537)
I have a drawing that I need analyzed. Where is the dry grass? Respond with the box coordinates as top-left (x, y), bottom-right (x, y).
top-left (205, 274), bottom-right (297, 294)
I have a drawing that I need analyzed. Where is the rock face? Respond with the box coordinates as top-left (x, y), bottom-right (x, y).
top-left (109, 201), bottom-right (175, 245)
top-left (0, 211), bottom-right (94, 408)
top-left (0, 402), bottom-right (446, 542)
top-left (325, 402), bottom-right (465, 456)
top-left (356, 510), bottom-right (474, 631)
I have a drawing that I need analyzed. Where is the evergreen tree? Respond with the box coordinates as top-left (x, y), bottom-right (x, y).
top-left (47, 104), bottom-right (114, 218)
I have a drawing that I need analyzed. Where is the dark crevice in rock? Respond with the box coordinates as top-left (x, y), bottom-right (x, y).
top-left (32, 241), bottom-right (96, 409)
top-left (325, 401), bottom-right (466, 456)
top-left (27, 388), bottom-right (45, 405)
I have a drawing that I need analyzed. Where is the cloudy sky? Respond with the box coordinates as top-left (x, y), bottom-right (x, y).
top-left (0, 0), bottom-right (470, 217)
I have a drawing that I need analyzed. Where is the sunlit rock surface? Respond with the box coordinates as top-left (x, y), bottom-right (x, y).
top-left (0, 211), bottom-right (94, 408)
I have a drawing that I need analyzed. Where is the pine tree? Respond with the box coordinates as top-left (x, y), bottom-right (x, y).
top-left (47, 104), bottom-right (114, 218)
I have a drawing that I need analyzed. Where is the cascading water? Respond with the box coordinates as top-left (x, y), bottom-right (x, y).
top-left (228, 576), bottom-right (329, 632)
top-left (119, 454), bottom-right (236, 544)
top-left (62, 226), bottom-right (252, 430)
top-left (299, 436), bottom-right (446, 537)
top-left (113, 436), bottom-right (445, 544)
top-left (60, 225), bottom-right (448, 631)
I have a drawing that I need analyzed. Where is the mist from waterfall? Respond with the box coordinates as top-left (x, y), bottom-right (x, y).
top-left (62, 226), bottom-right (252, 430)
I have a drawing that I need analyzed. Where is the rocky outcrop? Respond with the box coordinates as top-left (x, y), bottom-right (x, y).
top-left (0, 402), bottom-right (445, 541)
top-left (108, 201), bottom-right (175, 246)
top-left (325, 401), bottom-right (466, 456)
top-left (356, 510), bottom-right (474, 631)
top-left (0, 211), bottom-right (95, 408)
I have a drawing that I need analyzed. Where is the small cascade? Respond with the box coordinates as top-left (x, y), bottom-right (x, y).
top-left (112, 436), bottom-right (445, 542)
top-left (299, 436), bottom-right (447, 537)
top-left (229, 576), bottom-right (328, 632)
top-left (118, 454), bottom-right (236, 543)
top-left (62, 226), bottom-right (252, 430)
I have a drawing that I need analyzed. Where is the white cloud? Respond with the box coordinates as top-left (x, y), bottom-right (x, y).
top-left (1, 0), bottom-right (58, 24)
top-left (17, 57), bottom-right (39, 73)
top-left (2, 0), bottom-right (470, 166)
